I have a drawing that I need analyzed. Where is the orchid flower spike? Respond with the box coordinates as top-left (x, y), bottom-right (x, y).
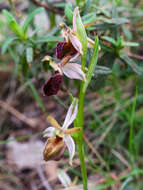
top-left (43, 98), bottom-right (80, 165)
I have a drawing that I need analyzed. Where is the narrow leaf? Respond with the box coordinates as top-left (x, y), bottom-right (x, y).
top-left (82, 13), bottom-right (96, 25)
top-left (102, 36), bottom-right (117, 46)
top-left (2, 9), bottom-right (15, 23)
top-left (83, 36), bottom-right (99, 93)
top-left (26, 47), bottom-right (33, 63)
top-left (65, 3), bottom-right (73, 23)
top-left (23, 8), bottom-right (44, 34)
top-left (1, 36), bottom-right (18, 55)
top-left (27, 80), bottom-right (46, 112)
top-left (94, 66), bottom-right (112, 75)
top-left (36, 36), bottom-right (63, 43)
top-left (120, 52), bottom-right (141, 75)
top-left (123, 41), bottom-right (139, 47)
top-left (3, 10), bottom-right (25, 39)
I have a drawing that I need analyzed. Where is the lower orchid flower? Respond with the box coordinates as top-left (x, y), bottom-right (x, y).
top-left (43, 98), bottom-right (80, 165)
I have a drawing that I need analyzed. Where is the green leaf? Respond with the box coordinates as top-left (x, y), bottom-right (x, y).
top-left (92, 5), bottom-right (110, 17)
top-left (75, 8), bottom-right (87, 56)
top-left (26, 47), bottom-right (33, 63)
top-left (92, 184), bottom-right (110, 190)
top-left (94, 66), bottom-right (112, 75)
top-left (122, 25), bottom-right (132, 40)
top-left (123, 41), bottom-right (139, 47)
top-left (65, 3), bottom-right (73, 23)
top-left (1, 36), bottom-right (18, 55)
top-left (110, 17), bottom-right (129, 25)
top-left (23, 8), bottom-right (44, 34)
top-left (119, 52), bottom-right (141, 75)
top-left (82, 13), bottom-right (96, 25)
top-left (36, 36), bottom-right (63, 43)
top-left (116, 36), bottom-right (124, 49)
top-left (3, 10), bottom-right (26, 39)
top-left (102, 36), bottom-right (117, 46)
top-left (21, 56), bottom-right (29, 77)
top-left (96, 16), bottom-right (129, 25)
top-left (83, 36), bottom-right (99, 93)
top-left (27, 80), bottom-right (46, 112)
top-left (10, 20), bottom-right (24, 38)
top-left (2, 9), bottom-right (15, 23)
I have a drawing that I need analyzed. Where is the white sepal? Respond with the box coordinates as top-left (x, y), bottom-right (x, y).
top-left (43, 127), bottom-right (56, 138)
top-left (62, 63), bottom-right (86, 81)
top-left (62, 98), bottom-right (78, 130)
top-left (64, 135), bottom-right (75, 165)
top-left (68, 32), bottom-right (83, 55)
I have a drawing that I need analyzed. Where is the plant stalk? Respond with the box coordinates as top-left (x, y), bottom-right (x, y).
top-left (76, 54), bottom-right (88, 190)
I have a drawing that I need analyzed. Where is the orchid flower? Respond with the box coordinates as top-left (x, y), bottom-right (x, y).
top-left (43, 98), bottom-right (80, 165)
top-left (42, 55), bottom-right (86, 96)
top-left (57, 7), bottom-right (95, 60)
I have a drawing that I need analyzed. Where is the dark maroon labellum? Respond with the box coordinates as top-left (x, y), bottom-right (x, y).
top-left (43, 71), bottom-right (62, 96)
top-left (56, 41), bottom-right (77, 59)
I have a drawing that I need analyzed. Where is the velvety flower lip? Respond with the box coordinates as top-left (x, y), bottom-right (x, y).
top-left (60, 26), bottom-right (83, 56)
top-left (43, 98), bottom-right (80, 165)
top-left (56, 41), bottom-right (77, 60)
top-left (43, 71), bottom-right (62, 96)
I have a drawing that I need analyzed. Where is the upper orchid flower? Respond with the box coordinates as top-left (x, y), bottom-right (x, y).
top-left (56, 7), bottom-right (95, 60)
top-left (43, 98), bottom-right (80, 165)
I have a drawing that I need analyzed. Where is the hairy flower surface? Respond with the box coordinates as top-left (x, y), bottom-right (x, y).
top-left (43, 71), bottom-right (62, 96)
top-left (43, 98), bottom-right (80, 165)
top-left (56, 41), bottom-right (77, 60)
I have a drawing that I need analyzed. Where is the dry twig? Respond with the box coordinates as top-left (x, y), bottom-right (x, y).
top-left (0, 99), bottom-right (36, 128)
top-left (30, 0), bottom-right (64, 15)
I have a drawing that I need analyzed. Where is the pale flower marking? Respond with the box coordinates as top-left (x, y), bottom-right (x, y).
top-left (43, 98), bottom-right (80, 165)
top-left (42, 56), bottom-right (86, 81)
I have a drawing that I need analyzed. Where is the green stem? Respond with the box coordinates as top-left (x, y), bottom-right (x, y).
top-left (75, 37), bottom-right (98, 190)
top-left (76, 54), bottom-right (88, 189)
top-left (77, 137), bottom-right (88, 190)
top-left (76, 82), bottom-right (88, 190)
